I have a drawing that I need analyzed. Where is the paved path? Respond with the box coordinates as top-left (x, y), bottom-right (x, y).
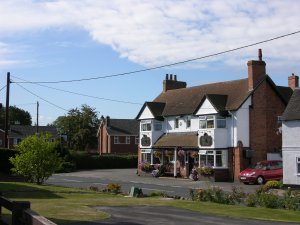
top-left (68, 206), bottom-right (299, 225)
top-left (47, 169), bottom-right (259, 198)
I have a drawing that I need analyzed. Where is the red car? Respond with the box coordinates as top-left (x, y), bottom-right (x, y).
top-left (239, 160), bottom-right (283, 185)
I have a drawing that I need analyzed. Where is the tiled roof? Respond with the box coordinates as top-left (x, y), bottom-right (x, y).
top-left (282, 88), bottom-right (300, 121)
top-left (9, 125), bottom-right (59, 138)
top-left (107, 119), bottom-right (139, 136)
top-left (153, 132), bottom-right (198, 148)
top-left (153, 78), bottom-right (250, 116)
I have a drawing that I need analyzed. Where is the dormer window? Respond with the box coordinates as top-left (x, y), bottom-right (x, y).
top-left (141, 121), bottom-right (151, 131)
top-left (216, 116), bottom-right (226, 128)
top-left (154, 121), bottom-right (162, 131)
top-left (199, 115), bottom-right (214, 129)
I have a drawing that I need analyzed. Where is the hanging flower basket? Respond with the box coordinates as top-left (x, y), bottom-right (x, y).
top-left (177, 149), bottom-right (185, 157)
top-left (190, 151), bottom-right (198, 159)
top-left (153, 151), bottom-right (162, 159)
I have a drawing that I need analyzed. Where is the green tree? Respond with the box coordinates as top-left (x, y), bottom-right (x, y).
top-left (53, 104), bottom-right (99, 150)
top-left (0, 106), bottom-right (32, 126)
top-left (9, 133), bottom-right (63, 184)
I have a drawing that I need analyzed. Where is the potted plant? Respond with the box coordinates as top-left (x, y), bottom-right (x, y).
top-left (190, 151), bottom-right (198, 159)
top-left (153, 151), bottom-right (162, 159)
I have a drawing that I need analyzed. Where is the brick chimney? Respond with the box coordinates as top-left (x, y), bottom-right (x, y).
top-left (288, 73), bottom-right (299, 90)
top-left (247, 49), bottom-right (266, 90)
top-left (163, 74), bottom-right (186, 92)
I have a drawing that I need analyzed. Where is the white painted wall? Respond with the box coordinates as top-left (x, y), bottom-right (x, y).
top-left (198, 128), bottom-right (228, 148)
top-left (138, 106), bottom-right (154, 120)
top-left (234, 97), bottom-right (251, 147)
top-left (282, 120), bottom-right (300, 185)
top-left (139, 119), bottom-right (164, 149)
top-left (166, 115), bottom-right (198, 133)
top-left (195, 99), bottom-right (218, 115)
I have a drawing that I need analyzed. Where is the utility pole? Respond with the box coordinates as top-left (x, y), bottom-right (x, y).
top-left (36, 101), bottom-right (39, 133)
top-left (4, 72), bottom-right (10, 148)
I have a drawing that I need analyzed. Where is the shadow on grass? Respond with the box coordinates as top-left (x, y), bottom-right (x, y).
top-left (51, 218), bottom-right (142, 225)
top-left (0, 182), bottom-right (63, 199)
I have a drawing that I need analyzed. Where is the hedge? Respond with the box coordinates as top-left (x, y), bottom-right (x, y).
top-left (0, 148), bottom-right (18, 174)
top-left (71, 152), bottom-right (138, 170)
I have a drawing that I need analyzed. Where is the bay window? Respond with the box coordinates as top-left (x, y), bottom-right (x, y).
top-left (199, 115), bottom-right (226, 129)
top-left (141, 121), bottom-right (152, 131)
top-left (199, 150), bottom-right (228, 168)
top-left (154, 121), bottom-right (162, 131)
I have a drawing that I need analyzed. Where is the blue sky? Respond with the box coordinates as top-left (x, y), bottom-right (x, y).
top-left (0, 0), bottom-right (300, 125)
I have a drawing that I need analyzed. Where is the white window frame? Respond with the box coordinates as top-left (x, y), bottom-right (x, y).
top-left (199, 150), bottom-right (228, 168)
top-left (125, 136), bottom-right (130, 144)
top-left (141, 121), bottom-right (152, 131)
top-left (114, 136), bottom-right (119, 144)
top-left (154, 121), bottom-right (162, 131)
top-left (175, 117), bottom-right (179, 129)
top-left (216, 115), bottom-right (226, 128)
top-left (141, 149), bottom-right (151, 163)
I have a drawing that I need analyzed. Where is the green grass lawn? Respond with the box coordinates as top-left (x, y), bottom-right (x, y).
top-left (0, 182), bottom-right (300, 224)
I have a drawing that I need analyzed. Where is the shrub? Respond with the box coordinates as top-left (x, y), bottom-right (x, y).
top-left (0, 148), bottom-right (17, 174)
top-left (191, 187), bottom-right (230, 204)
top-left (71, 152), bottom-right (137, 170)
top-left (10, 134), bottom-right (63, 184)
top-left (89, 186), bottom-right (99, 192)
top-left (228, 186), bottom-right (246, 204)
top-left (149, 191), bottom-right (168, 197)
top-left (283, 187), bottom-right (300, 210)
top-left (197, 166), bottom-right (214, 176)
top-left (104, 183), bottom-right (121, 194)
top-left (264, 180), bottom-right (281, 190)
top-left (140, 162), bottom-right (153, 172)
top-left (244, 193), bottom-right (257, 207)
top-left (258, 193), bottom-right (280, 208)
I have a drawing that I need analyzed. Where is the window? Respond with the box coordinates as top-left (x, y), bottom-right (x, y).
top-left (199, 150), bottom-right (228, 168)
top-left (216, 116), bottom-right (226, 128)
top-left (186, 117), bottom-right (191, 128)
top-left (154, 121), bottom-right (162, 131)
top-left (126, 136), bottom-right (130, 144)
top-left (297, 157), bottom-right (300, 175)
top-left (114, 136), bottom-right (119, 144)
top-left (135, 136), bottom-right (139, 145)
top-left (141, 122), bottom-right (151, 131)
top-left (141, 149), bottom-right (151, 163)
top-left (199, 115), bottom-right (214, 129)
top-left (175, 118), bottom-right (179, 129)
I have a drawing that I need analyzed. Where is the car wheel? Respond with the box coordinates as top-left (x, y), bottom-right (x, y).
top-left (256, 176), bottom-right (264, 185)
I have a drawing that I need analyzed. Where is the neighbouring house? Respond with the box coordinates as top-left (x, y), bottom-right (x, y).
top-left (136, 49), bottom-right (295, 181)
top-left (0, 125), bottom-right (60, 149)
top-left (282, 86), bottom-right (300, 186)
top-left (97, 116), bottom-right (139, 155)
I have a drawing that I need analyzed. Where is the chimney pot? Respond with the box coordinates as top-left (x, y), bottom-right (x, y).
top-left (258, 49), bottom-right (262, 61)
top-left (174, 75), bottom-right (177, 81)
top-left (106, 116), bottom-right (110, 127)
top-left (166, 74), bottom-right (169, 80)
top-left (170, 74), bottom-right (173, 80)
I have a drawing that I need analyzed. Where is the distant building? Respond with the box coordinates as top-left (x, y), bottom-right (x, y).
top-left (136, 49), bottom-right (294, 181)
top-left (282, 86), bottom-right (300, 186)
top-left (97, 116), bottom-right (139, 155)
top-left (0, 125), bottom-right (60, 149)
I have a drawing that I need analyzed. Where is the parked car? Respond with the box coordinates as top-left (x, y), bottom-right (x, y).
top-left (239, 160), bottom-right (283, 185)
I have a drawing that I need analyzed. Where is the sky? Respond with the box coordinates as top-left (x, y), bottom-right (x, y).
top-left (0, 0), bottom-right (300, 125)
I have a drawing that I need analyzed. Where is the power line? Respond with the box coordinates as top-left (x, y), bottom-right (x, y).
top-left (0, 85), bottom-right (6, 92)
top-left (12, 30), bottom-right (300, 84)
top-left (11, 76), bottom-right (143, 105)
top-left (14, 82), bottom-right (68, 112)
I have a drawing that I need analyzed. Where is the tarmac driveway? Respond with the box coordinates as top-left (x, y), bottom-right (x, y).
top-left (69, 206), bottom-right (297, 225)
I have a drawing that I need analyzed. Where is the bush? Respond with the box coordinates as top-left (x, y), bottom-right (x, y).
top-left (227, 186), bottom-right (246, 204)
top-left (283, 187), bottom-right (300, 210)
top-left (149, 191), bottom-right (168, 197)
top-left (264, 180), bottom-right (281, 190)
top-left (244, 193), bottom-right (257, 207)
top-left (0, 148), bottom-right (17, 174)
top-left (197, 166), bottom-right (214, 176)
top-left (258, 193), bottom-right (280, 208)
top-left (71, 152), bottom-right (137, 170)
top-left (104, 183), bottom-right (121, 194)
top-left (140, 162), bottom-right (153, 172)
top-left (191, 187), bottom-right (231, 204)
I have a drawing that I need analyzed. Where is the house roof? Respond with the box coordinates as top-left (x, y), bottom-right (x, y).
top-left (135, 102), bottom-right (165, 120)
top-left (282, 88), bottom-right (300, 121)
top-left (153, 132), bottom-right (198, 148)
top-left (106, 119), bottom-right (139, 136)
top-left (147, 76), bottom-right (292, 117)
top-left (8, 125), bottom-right (59, 138)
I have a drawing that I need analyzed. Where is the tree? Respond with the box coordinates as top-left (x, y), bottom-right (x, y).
top-left (53, 104), bottom-right (99, 150)
top-left (9, 133), bottom-right (63, 184)
top-left (0, 106), bottom-right (32, 126)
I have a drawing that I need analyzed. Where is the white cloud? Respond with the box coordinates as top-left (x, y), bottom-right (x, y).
top-left (0, 0), bottom-right (300, 71)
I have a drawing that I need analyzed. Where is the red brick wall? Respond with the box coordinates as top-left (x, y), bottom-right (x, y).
top-left (109, 136), bottom-right (138, 154)
top-left (250, 80), bottom-right (285, 165)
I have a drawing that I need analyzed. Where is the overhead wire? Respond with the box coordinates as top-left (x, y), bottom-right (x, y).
top-left (13, 82), bottom-right (68, 112)
top-left (11, 30), bottom-right (300, 84)
top-left (11, 76), bottom-right (143, 105)
top-left (0, 85), bottom-right (6, 92)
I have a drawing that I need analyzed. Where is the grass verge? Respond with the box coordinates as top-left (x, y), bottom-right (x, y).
top-left (0, 182), bottom-right (300, 224)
